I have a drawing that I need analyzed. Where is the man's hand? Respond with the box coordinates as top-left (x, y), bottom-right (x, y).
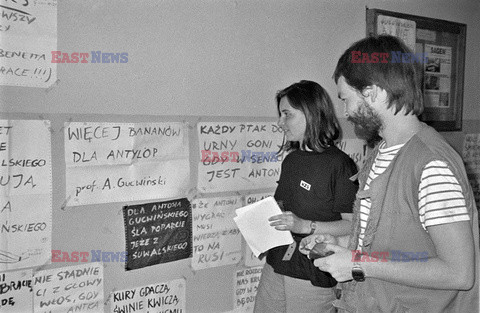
top-left (313, 244), bottom-right (354, 282)
top-left (299, 233), bottom-right (337, 255)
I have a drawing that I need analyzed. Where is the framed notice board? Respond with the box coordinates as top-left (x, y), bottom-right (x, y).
top-left (366, 8), bottom-right (466, 131)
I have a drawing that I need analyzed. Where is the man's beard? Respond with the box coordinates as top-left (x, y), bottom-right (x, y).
top-left (347, 100), bottom-right (383, 148)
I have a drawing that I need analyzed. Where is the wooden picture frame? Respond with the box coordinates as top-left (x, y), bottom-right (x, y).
top-left (366, 8), bottom-right (466, 131)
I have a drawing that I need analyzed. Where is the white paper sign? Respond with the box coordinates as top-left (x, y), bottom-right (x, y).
top-left (33, 263), bottom-right (104, 313)
top-left (65, 122), bottom-right (189, 206)
top-left (109, 278), bottom-right (186, 313)
top-left (197, 122), bottom-right (284, 193)
top-left (0, 120), bottom-right (52, 271)
top-left (234, 267), bottom-right (263, 312)
top-left (0, 0), bottom-right (57, 87)
top-left (0, 269), bottom-right (33, 312)
top-left (191, 196), bottom-right (242, 270)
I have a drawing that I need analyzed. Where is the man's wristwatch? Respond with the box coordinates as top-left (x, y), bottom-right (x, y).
top-left (352, 263), bottom-right (365, 282)
top-left (309, 221), bottom-right (317, 235)
top-left (352, 252), bottom-right (365, 282)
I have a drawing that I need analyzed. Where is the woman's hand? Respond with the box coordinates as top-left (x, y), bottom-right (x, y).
top-left (268, 211), bottom-right (307, 233)
top-left (268, 211), bottom-right (305, 234)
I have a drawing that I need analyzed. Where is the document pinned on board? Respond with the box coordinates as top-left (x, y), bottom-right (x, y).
top-left (233, 196), bottom-right (294, 257)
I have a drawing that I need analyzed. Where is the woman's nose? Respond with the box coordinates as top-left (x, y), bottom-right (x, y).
top-left (277, 117), bottom-right (284, 129)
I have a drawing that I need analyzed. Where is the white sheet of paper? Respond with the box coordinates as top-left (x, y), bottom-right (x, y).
top-left (234, 196), bottom-right (293, 257)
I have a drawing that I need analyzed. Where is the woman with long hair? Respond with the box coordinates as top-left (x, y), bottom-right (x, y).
top-left (254, 80), bottom-right (358, 313)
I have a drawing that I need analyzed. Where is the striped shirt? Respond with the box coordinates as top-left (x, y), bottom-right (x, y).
top-left (357, 141), bottom-right (470, 249)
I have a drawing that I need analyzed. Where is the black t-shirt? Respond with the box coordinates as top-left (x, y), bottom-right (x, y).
top-left (274, 146), bottom-right (358, 224)
top-left (268, 146), bottom-right (359, 287)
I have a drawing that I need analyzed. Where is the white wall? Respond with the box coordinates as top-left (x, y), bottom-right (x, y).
top-left (2, 0), bottom-right (479, 120)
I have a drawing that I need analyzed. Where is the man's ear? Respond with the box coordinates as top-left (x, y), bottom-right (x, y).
top-left (362, 85), bottom-right (385, 104)
top-left (361, 86), bottom-right (376, 102)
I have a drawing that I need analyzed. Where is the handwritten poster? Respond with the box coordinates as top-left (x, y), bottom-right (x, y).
top-left (192, 196), bottom-right (242, 270)
top-left (109, 278), bottom-right (185, 313)
top-left (0, 269), bottom-right (33, 312)
top-left (0, 120), bottom-right (52, 271)
top-left (463, 134), bottom-right (480, 208)
top-left (65, 122), bottom-right (189, 206)
top-left (197, 122), bottom-right (284, 193)
top-left (243, 193), bottom-right (272, 267)
top-left (234, 267), bottom-right (262, 312)
top-left (123, 198), bottom-right (192, 271)
top-left (33, 262), bottom-right (104, 313)
top-left (0, 0), bottom-right (57, 87)
top-left (336, 138), bottom-right (368, 170)
top-left (377, 15), bottom-right (416, 52)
